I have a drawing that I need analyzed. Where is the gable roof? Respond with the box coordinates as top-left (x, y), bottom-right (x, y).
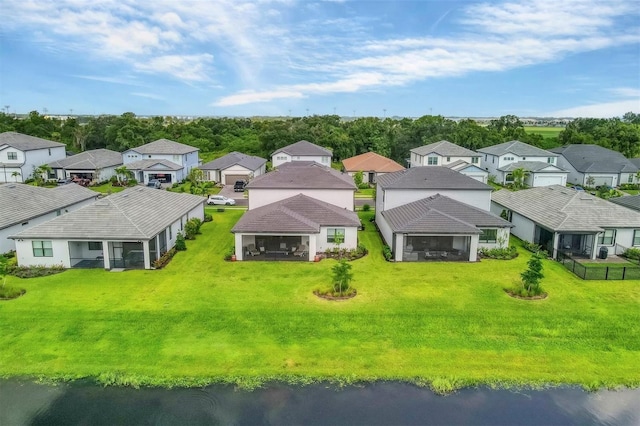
top-left (410, 140), bottom-right (478, 157)
top-left (0, 183), bottom-right (98, 230)
top-left (231, 194), bottom-right (360, 234)
top-left (492, 185), bottom-right (640, 232)
top-left (549, 144), bottom-right (638, 173)
top-left (0, 132), bottom-right (65, 151)
top-left (498, 161), bottom-right (568, 173)
top-left (125, 159), bottom-right (183, 171)
top-left (200, 151), bottom-right (266, 171)
top-left (609, 195), bottom-right (640, 212)
top-left (11, 186), bottom-right (205, 240)
top-left (127, 139), bottom-right (198, 155)
top-left (478, 140), bottom-right (557, 158)
top-left (272, 140), bottom-right (332, 157)
top-left (47, 149), bottom-right (122, 170)
top-left (445, 160), bottom-right (487, 173)
top-left (342, 152), bottom-right (405, 173)
top-left (630, 158), bottom-right (640, 168)
top-left (382, 194), bottom-right (511, 234)
top-left (246, 161), bottom-right (356, 190)
top-left (376, 166), bottom-right (492, 190)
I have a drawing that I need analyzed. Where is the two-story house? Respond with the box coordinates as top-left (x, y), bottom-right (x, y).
top-left (271, 140), bottom-right (332, 168)
top-left (409, 140), bottom-right (487, 182)
top-left (0, 132), bottom-right (66, 183)
top-left (478, 140), bottom-right (568, 187)
top-left (122, 139), bottom-right (199, 185)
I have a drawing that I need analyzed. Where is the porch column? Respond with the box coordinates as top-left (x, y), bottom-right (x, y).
top-left (142, 240), bottom-right (151, 269)
top-left (308, 235), bottom-right (317, 261)
top-left (552, 233), bottom-right (560, 259)
top-left (102, 241), bottom-right (111, 270)
top-left (235, 233), bottom-right (243, 261)
top-left (468, 235), bottom-right (479, 261)
top-left (591, 233), bottom-right (600, 260)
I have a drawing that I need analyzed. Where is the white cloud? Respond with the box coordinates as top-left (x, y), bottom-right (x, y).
top-left (214, 89), bottom-right (305, 107)
top-left (548, 99), bottom-right (640, 118)
top-left (131, 92), bottom-right (165, 101)
top-left (134, 54), bottom-right (214, 82)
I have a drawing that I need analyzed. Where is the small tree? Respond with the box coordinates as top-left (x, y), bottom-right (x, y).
top-left (353, 171), bottom-right (364, 187)
top-left (332, 260), bottom-right (353, 297)
top-left (586, 176), bottom-right (595, 188)
top-left (520, 253), bottom-right (544, 296)
top-left (511, 167), bottom-right (528, 190)
top-left (11, 171), bottom-right (21, 182)
top-left (115, 166), bottom-right (133, 186)
top-left (174, 232), bottom-right (187, 251)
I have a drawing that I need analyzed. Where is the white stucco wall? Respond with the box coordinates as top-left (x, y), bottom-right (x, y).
top-left (375, 213), bottom-right (394, 247)
top-left (412, 154), bottom-right (480, 168)
top-left (317, 226), bottom-right (358, 252)
top-left (248, 188), bottom-right (354, 210)
top-left (0, 146), bottom-right (66, 182)
top-left (508, 211), bottom-right (536, 243)
top-left (477, 227), bottom-right (511, 249)
top-left (272, 154), bottom-right (331, 167)
top-left (15, 239), bottom-right (70, 267)
top-left (382, 188), bottom-right (491, 211)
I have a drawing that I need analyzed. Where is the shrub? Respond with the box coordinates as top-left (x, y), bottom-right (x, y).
top-left (153, 248), bottom-right (177, 269)
top-left (519, 253), bottom-right (545, 296)
top-left (332, 260), bottom-right (354, 296)
top-left (622, 248), bottom-right (640, 261)
top-left (358, 183), bottom-right (370, 190)
top-left (184, 218), bottom-right (202, 239)
top-left (619, 183), bottom-right (639, 190)
top-left (478, 246), bottom-right (518, 260)
top-left (174, 232), bottom-right (187, 251)
top-left (224, 248), bottom-right (235, 261)
top-left (382, 245), bottom-right (392, 261)
top-left (521, 240), bottom-right (542, 253)
top-left (0, 284), bottom-right (25, 299)
top-left (9, 264), bottom-right (66, 278)
top-left (362, 204), bottom-right (371, 212)
top-left (203, 213), bottom-right (213, 222)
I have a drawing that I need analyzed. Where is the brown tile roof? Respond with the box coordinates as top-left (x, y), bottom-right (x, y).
top-left (342, 152), bottom-right (405, 173)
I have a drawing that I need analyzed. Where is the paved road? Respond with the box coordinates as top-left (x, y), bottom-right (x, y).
top-left (218, 186), bottom-right (371, 209)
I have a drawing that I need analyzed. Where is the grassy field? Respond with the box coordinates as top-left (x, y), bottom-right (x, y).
top-left (524, 126), bottom-right (563, 139)
top-left (88, 183), bottom-right (127, 194)
top-left (1, 209), bottom-right (639, 391)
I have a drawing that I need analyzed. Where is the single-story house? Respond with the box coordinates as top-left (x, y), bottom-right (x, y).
top-left (499, 161), bottom-right (569, 187)
top-left (245, 161), bottom-right (356, 210)
top-left (609, 195), bottom-right (640, 212)
top-left (200, 151), bottom-right (267, 184)
top-left (410, 140), bottom-right (481, 168)
top-left (122, 139), bottom-right (199, 185)
top-left (231, 194), bottom-right (360, 262)
top-left (491, 185), bottom-right (640, 259)
top-left (342, 151), bottom-right (404, 184)
top-left (11, 187), bottom-right (205, 270)
top-left (47, 148), bottom-right (123, 183)
top-left (271, 140), bottom-right (332, 168)
top-left (0, 183), bottom-right (99, 254)
top-left (0, 132), bottom-right (66, 183)
top-left (378, 194), bottom-right (512, 262)
top-left (124, 159), bottom-right (184, 186)
top-left (445, 160), bottom-right (489, 184)
top-left (549, 144), bottom-right (638, 187)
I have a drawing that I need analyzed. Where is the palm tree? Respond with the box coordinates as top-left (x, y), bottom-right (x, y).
top-left (33, 164), bottom-right (52, 186)
top-left (11, 171), bottom-right (21, 182)
top-left (114, 166), bottom-right (133, 186)
top-left (510, 167), bottom-right (528, 190)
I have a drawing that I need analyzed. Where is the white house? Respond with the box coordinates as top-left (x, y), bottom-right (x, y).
top-left (491, 185), bottom-right (640, 260)
top-left (47, 149), bottom-right (122, 183)
top-left (0, 183), bottom-right (99, 254)
top-left (231, 194), bottom-right (360, 262)
top-left (445, 160), bottom-right (489, 184)
top-left (122, 139), bottom-right (199, 185)
top-left (478, 140), bottom-right (568, 187)
top-left (245, 162), bottom-right (356, 211)
top-left (549, 144), bottom-right (638, 187)
top-left (378, 194), bottom-right (512, 262)
top-left (410, 140), bottom-right (481, 168)
top-left (200, 151), bottom-right (267, 184)
top-left (11, 187), bottom-right (205, 270)
top-left (271, 140), bottom-right (332, 168)
top-left (341, 151), bottom-right (404, 184)
top-left (0, 132), bottom-right (66, 183)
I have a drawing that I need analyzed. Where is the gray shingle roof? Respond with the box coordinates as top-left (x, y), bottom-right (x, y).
top-left (410, 140), bottom-right (478, 157)
top-left (478, 140), bottom-right (558, 157)
top-left (0, 132), bottom-right (65, 151)
top-left (445, 161), bottom-right (486, 173)
top-left (376, 166), bottom-right (492, 190)
top-left (246, 161), bottom-right (356, 190)
top-left (128, 139), bottom-right (198, 155)
top-left (382, 194), bottom-right (511, 234)
top-left (125, 159), bottom-right (183, 171)
top-left (231, 194), bottom-right (360, 233)
top-left (11, 186), bottom-right (205, 240)
top-left (609, 195), bottom-right (640, 212)
top-left (272, 140), bottom-right (332, 157)
top-left (492, 185), bottom-right (640, 232)
top-left (0, 183), bottom-right (98, 230)
top-left (549, 144), bottom-right (638, 173)
top-left (630, 158), bottom-right (640, 168)
top-left (47, 149), bottom-right (122, 170)
top-left (200, 151), bottom-right (266, 171)
top-left (498, 161), bottom-right (568, 173)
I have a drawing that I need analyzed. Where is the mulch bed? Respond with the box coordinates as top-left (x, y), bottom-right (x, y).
top-left (504, 289), bottom-right (548, 300)
top-left (313, 290), bottom-right (357, 301)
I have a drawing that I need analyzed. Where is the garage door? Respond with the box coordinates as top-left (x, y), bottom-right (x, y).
top-left (591, 176), bottom-right (614, 187)
top-left (534, 175), bottom-right (564, 187)
top-left (224, 174), bottom-right (249, 185)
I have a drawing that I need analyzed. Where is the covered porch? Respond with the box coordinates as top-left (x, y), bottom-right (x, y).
top-left (558, 233), bottom-right (596, 259)
top-left (401, 235), bottom-right (474, 262)
top-left (235, 234), bottom-right (313, 261)
top-left (67, 232), bottom-right (167, 269)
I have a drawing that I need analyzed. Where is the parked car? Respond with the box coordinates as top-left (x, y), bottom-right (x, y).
top-left (57, 177), bottom-right (73, 185)
top-left (147, 179), bottom-right (162, 189)
top-left (234, 180), bottom-right (247, 192)
top-left (207, 195), bottom-right (236, 206)
top-left (573, 186), bottom-right (584, 191)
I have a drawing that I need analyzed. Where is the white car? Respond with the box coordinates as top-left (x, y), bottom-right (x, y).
top-left (207, 195), bottom-right (236, 206)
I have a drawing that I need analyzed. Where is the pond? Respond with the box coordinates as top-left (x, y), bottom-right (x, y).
top-left (1, 380), bottom-right (638, 425)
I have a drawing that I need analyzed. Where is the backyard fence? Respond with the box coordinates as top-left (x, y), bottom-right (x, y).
top-left (557, 251), bottom-right (640, 281)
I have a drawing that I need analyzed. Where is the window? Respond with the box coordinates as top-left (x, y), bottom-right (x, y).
top-left (547, 157), bottom-right (554, 164)
top-left (504, 156), bottom-right (514, 161)
top-left (56, 210), bottom-right (61, 216)
top-left (479, 229), bottom-right (497, 243)
top-left (7, 151), bottom-right (17, 160)
top-left (446, 157), bottom-right (451, 162)
top-left (327, 228), bottom-right (345, 243)
top-left (629, 175), bottom-right (634, 183)
top-left (48, 148), bottom-right (51, 156)
top-left (522, 157), bottom-right (527, 160)
top-left (634, 230), bottom-right (640, 246)
top-left (169, 225), bottom-right (172, 240)
top-left (427, 156), bottom-right (438, 165)
top-left (598, 229), bottom-right (616, 245)
top-left (32, 241), bottom-right (53, 257)
top-left (88, 242), bottom-right (102, 250)
top-left (472, 157), bottom-right (479, 164)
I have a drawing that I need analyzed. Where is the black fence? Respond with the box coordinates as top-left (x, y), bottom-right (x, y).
top-left (557, 251), bottom-right (640, 280)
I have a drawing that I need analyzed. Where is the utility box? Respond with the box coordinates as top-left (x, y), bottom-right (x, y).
top-left (599, 246), bottom-right (608, 259)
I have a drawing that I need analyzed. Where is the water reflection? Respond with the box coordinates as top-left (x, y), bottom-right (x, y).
top-left (0, 380), bottom-right (638, 425)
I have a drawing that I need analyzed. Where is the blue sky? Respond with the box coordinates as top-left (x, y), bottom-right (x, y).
top-left (1, 0), bottom-right (639, 118)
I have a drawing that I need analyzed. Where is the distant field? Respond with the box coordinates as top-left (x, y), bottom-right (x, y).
top-left (524, 126), bottom-right (563, 139)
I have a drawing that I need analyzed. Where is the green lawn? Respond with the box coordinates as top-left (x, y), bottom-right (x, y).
top-left (1, 209), bottom-right (639, 391)
top-left (355, 188), bottom-right (375, 198)
top-left (524, 126), bottom-right (563, 139)
top-left (88, 183), bottom-right (127, 194)
top-left (622, 189), bottom-right (639, 195)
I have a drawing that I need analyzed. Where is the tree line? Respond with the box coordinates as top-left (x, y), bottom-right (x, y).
top-left (1, 111), bottom-right (638, 164)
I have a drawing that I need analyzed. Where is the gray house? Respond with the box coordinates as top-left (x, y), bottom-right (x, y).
top-left (200, 151), bottom-right (267, 184)
top-left (549, 144), bottom-right (638, 187)
top-left (609, 195), bottom-right (640, 212)
top-left (0, 132), bottom-right (66, 183)
top-left (48, 148), bottom-right (123, 183)
top-left (271, 140), bottom-right (332, 168)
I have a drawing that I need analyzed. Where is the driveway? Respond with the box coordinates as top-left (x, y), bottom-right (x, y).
top-left (219, 184), bottom-right (248, 207)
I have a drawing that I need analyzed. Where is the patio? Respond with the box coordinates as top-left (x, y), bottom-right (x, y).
top-left (402, 235), bottom-right (472, 262)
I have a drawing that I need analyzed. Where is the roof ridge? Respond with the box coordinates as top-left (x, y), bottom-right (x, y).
top-left (110, 192), bottom-right (151, 238)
